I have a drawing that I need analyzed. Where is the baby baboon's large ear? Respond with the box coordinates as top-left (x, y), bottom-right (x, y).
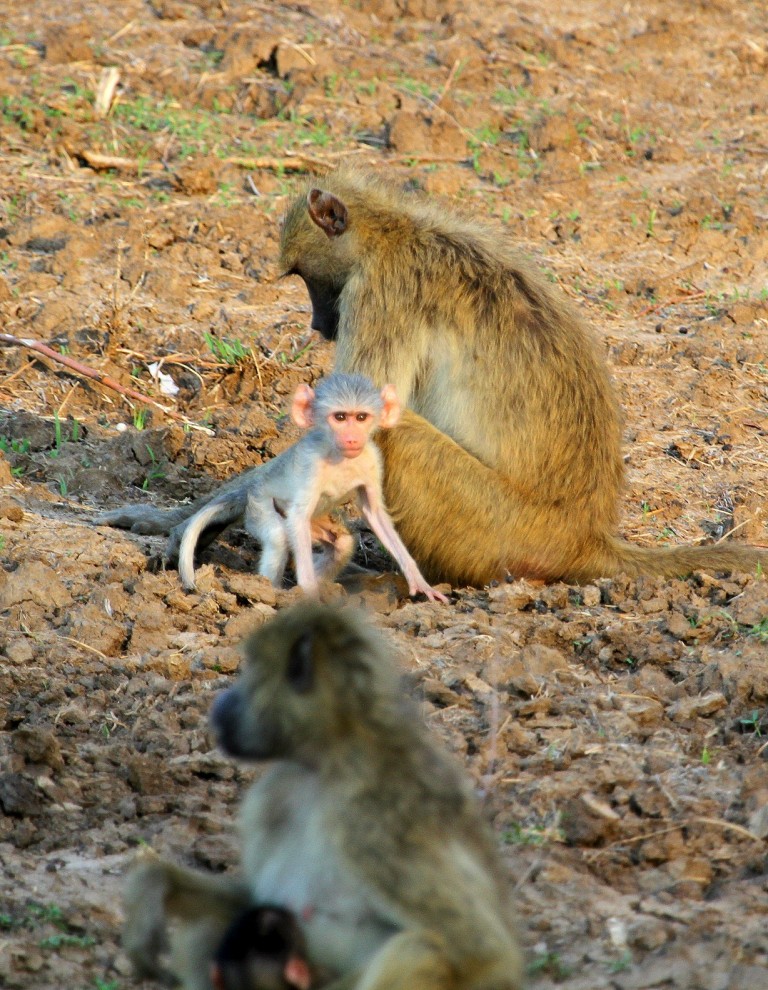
top-left (291, 384), bottom-right (315, 429)
top-left (307, 189), bottom-right (349, 238)
top-left (285, 631), bottom-right (315, 694)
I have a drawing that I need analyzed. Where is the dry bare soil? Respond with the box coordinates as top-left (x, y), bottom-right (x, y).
top-left (0, 2), bottom-right (767, 989)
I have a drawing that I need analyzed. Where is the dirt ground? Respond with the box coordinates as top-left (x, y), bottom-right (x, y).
top-left (0, 1), bottom-right (767, 988)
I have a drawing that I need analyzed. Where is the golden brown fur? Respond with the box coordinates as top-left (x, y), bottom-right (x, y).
top-left (122, 603), bottom-right (523, 990)
top-left (279, 167), bottom-right (767, 585)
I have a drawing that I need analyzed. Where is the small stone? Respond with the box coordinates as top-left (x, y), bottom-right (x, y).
top-left (223, 604), bottom-right (276, 642)
top-left (667, 691), bottom-right (727, 721)
top-left (581, 585), bottom-right (601, 607)
top-left (622, 697), bottom-right (664, 727)
top-left (665, 611), bottom-right (696, 640)
top-left (0, 498), bottom-right (23, 522)
top-left (126, 756), bottom-right (168, 796)
top-left (4, 638), bottom-right (35, 664)
top-left (560, 793), bottom-right (619, 845)
top-left (12, 727), bottom-right (64, 770)
top-left (627, 917), bottom-right (669, 950)
top-left (224, 573), bottom-right (278, 605)
top-left (520, 643), bottom-right (568, 677)
top-left (488, 580), bottom-right (536, 610)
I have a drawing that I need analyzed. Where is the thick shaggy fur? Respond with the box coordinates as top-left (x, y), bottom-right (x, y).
top-left (279, 168), bottom-right (767, 584)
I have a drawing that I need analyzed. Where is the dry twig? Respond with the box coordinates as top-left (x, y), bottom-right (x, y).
top-left (225, 154), bottom-right (333, 173)
top-left (79, 149), bottom-right (148, 173)
top-left (0, 332), bottom-right (213, 435)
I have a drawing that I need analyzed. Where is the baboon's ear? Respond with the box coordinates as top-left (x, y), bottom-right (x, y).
top-left (379, 384), bottom-right (401, 429)
top-left (307, 189), bottom-right (349, 238)
top-left (291, 384), bottom-right (315, 429)
top-left (286, 631), bottom-right (315, 694)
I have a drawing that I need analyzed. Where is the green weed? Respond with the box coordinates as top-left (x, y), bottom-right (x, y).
top-left (527, 951), bottom-right (572, 980)
top-left (0, 435), bottom-right (30, 455)
top-left (214, 182), bottom-right (237, 207)
top-left (503, 820), bottom-right (563, 846)
top-left (40, 932), bottom-right (95, 949)
top-left (608, 951), bottom-right (633, 974)
top-left (739, 709), bottom-right (763, 736)
top-left (141, 445), bottom-right (165, 491)
top-left (53, 413), bottom-right (63, 451)
top-left (748, 618), bottom-right (768, 642)
top-left (0, 93), bottom-right (36, 130)
top-left (493, 85), bottom-right (530, 107)
top-left (398, 75), bottom-right (433, 99)
top-left (204, 331), bottom-right (251, 365)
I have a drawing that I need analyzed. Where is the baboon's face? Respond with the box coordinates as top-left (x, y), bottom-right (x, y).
top-left (301, 275), bottom-right (341, 341)
top-left (278, 190), bottom-right (355, 342)
top-left (209, 623), bottom-right (315, 762)
top-left (209, 603), bottom-right (378, 764)
top-left (209, 682), bottom-right (280, 761)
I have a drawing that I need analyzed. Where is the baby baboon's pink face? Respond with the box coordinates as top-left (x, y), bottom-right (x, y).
top-left (326, 410), bottom-right (374, 458)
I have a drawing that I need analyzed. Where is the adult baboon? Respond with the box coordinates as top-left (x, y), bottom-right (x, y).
top-left (123, 603), bottom-right (523, 990)
top-left (278, 168), bottom-right (767, 585)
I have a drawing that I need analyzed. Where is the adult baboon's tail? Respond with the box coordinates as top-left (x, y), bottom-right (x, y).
top-left (595, 534), bottom-right (767, 580)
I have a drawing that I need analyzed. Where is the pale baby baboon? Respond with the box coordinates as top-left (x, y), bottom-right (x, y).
top-left (173, 374), bottom-right (446, 602)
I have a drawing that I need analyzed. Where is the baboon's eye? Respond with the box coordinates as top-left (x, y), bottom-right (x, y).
top-left (286, 632), bottom-right (315, 694)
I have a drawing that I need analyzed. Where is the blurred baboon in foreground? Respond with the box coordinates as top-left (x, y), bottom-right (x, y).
top-left (123, 602), bottom-right (523, 990)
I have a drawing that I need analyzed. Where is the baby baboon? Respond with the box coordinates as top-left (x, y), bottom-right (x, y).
top-left (212, 907), bottom-right (312, 990)
top-left (123, 602), bottom-right (523, 990)
top-left (174, 374), bottom-right (446, 601)
top-left (278, 167), bottom-right (768, 585)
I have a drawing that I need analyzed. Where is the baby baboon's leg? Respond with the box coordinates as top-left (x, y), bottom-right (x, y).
top-left (244, 496), bottom-right (289, 586)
